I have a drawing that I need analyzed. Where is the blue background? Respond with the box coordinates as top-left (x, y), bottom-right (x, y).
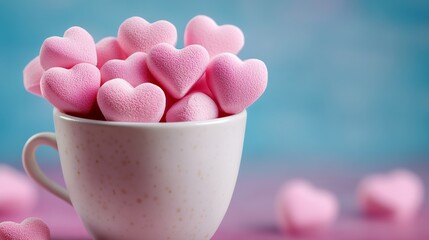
top-left (0, 0), bottom-right (428, 165)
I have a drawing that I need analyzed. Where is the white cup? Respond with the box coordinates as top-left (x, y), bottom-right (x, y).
top-left (22, 108), bottom-right (246, 240)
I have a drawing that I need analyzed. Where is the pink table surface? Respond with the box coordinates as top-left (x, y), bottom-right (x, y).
top-left (2, 159), bottom-right (429, 240)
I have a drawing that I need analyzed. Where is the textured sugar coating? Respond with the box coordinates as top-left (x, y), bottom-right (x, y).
top-left (147, 43), bottom-right (210, 99)
top-left (276, 180), bottom-right (338, 235)
top-left (40, 63), bottom-right (101, 115)
top-left (39, 26), bottom-right (97, 70)
top-left (0, 165), bottom-right (37, 215)
top-left (206, 53), bottom-right (268, 114)
top-left (117, 16), bottom-right (177, 55)
top-left (96, 37), bottom-right (127, 68)
top-left (358, 169), bottom-right (424, 221)
top-left (23, 56), bottom-right (44, 96)
top-left (166, 92), bottom-right (218, 122)
top-left (0, 218), bottom-right (50, 240)
top-left (101, 52), bottom-right (153, 87)
top-left (97, 79), bottom-right (166, 122)
top-left (184, 15), bottom-right (245, 58)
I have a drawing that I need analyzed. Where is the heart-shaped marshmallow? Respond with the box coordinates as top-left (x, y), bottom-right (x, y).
top-left (147, 43), bottom-right (209, 99)
top-left (0, 218), bottom-right (50, 240)
top-left (97, 79), bottom-right (166, 122)
top-left (166, 92), bottom-right (218, 122)
top-left (358, 169), bottom-right (424, 221)
top-left (101, 52), bottom-right (153, 87)
top-left (276, 179), bottom-right (338, 235)
top-left (184, 15), bottom-right (245, 58)
top-left (188, 74), bottom-right (214, 99)
top-left (23, 56), bottom-right (44, 96)
top-left (206, 53), bottom-right (267, 114)
top-left (40, 63), bottom-right (101, 115)
top-left (96, 37), bottom-right (126, 68)
top-left (118, 16), bottom-right (177, 56)
top-left (0, 165), bottom-right (37, 215)
top-left (40, 26), bottom-right (97, 70)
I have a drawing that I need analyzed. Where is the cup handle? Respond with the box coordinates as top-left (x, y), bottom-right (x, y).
top-left (22, 132), bottom-right (72, 205)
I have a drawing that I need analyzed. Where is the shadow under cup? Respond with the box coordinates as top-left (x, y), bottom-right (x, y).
top-left (23, 108), bottom-right (247, 240)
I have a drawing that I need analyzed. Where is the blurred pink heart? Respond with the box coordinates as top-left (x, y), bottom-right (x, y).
top-left (358, 169), bottom-right (424, 221)
top-left (184, 15), bottom-right (244, 57)
top-left (23, 56), bottom-right (44, 97)
top-left (118, 16), bottom-right (177, 55)
top-left (276, 179), bottom-right (338, 235)
top-left (40, 26), bottom-right (97, 70)
top-left (41, 63), bottom-right (101, 115)
top-left (0, 217), bottom-right (50, 240)
top-left (0, 165), bottom-right (37, 216)
top-left (147, 43), bottom-right (209, 99)
top-left (206, 53), bottom-right (267, 114)
top-left (97, 79), bottom-right (166, 122)
top-left (101, 52), bottom-right (153, 87)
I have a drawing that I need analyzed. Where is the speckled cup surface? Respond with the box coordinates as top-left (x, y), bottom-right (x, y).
top-left (23, 108), bottom-right (247, 240)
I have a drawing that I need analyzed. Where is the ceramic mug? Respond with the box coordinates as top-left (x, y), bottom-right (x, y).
top-left (22, 108), bottom-right (246, 240)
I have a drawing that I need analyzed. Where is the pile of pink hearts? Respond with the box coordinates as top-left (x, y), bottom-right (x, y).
top-left (23, 15), bottom-right (268, 122)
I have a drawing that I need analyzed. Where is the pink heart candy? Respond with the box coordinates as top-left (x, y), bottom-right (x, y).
top-left (39, 26), bottom-right (97, 70)
top-left (0, 217), bottom-right (50, 240)
top-left (147, 43), bottom-right (210, 99)
top-left (276, 180), bottom-right (338, 235)
top-left (23, 56), bottom-right (44, 97)
top-left (97, 79), bottom-right (166, 122)
top-left (101, 52), bottom-right (153, 87)
top-left (358, 169), bottom-right (424, 221)
top-left (0, 165), bottom-right (37, 216)
top-left (206, 53), bottom-right (268, 114)
top-left (166, 92), bottom-right (218, 122)
top-left (159, 90), bottom-right (177, 123)
top-left (40, 63), bottom-right (101, 115)
top-left (117, 16), bottom-right (177, 56)
top-left (184, 15), bottom-right (245, 58)
top-left (188, 74), bottom-right (214, 99)
top-left (96, 37), bottom-right (127, 69)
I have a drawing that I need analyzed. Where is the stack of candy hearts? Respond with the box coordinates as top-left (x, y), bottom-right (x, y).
top-left (23, 15), bottom-right (268, 122)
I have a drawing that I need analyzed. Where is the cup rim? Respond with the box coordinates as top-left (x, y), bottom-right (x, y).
top-left (54, 108), bottom-right (247, 127)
